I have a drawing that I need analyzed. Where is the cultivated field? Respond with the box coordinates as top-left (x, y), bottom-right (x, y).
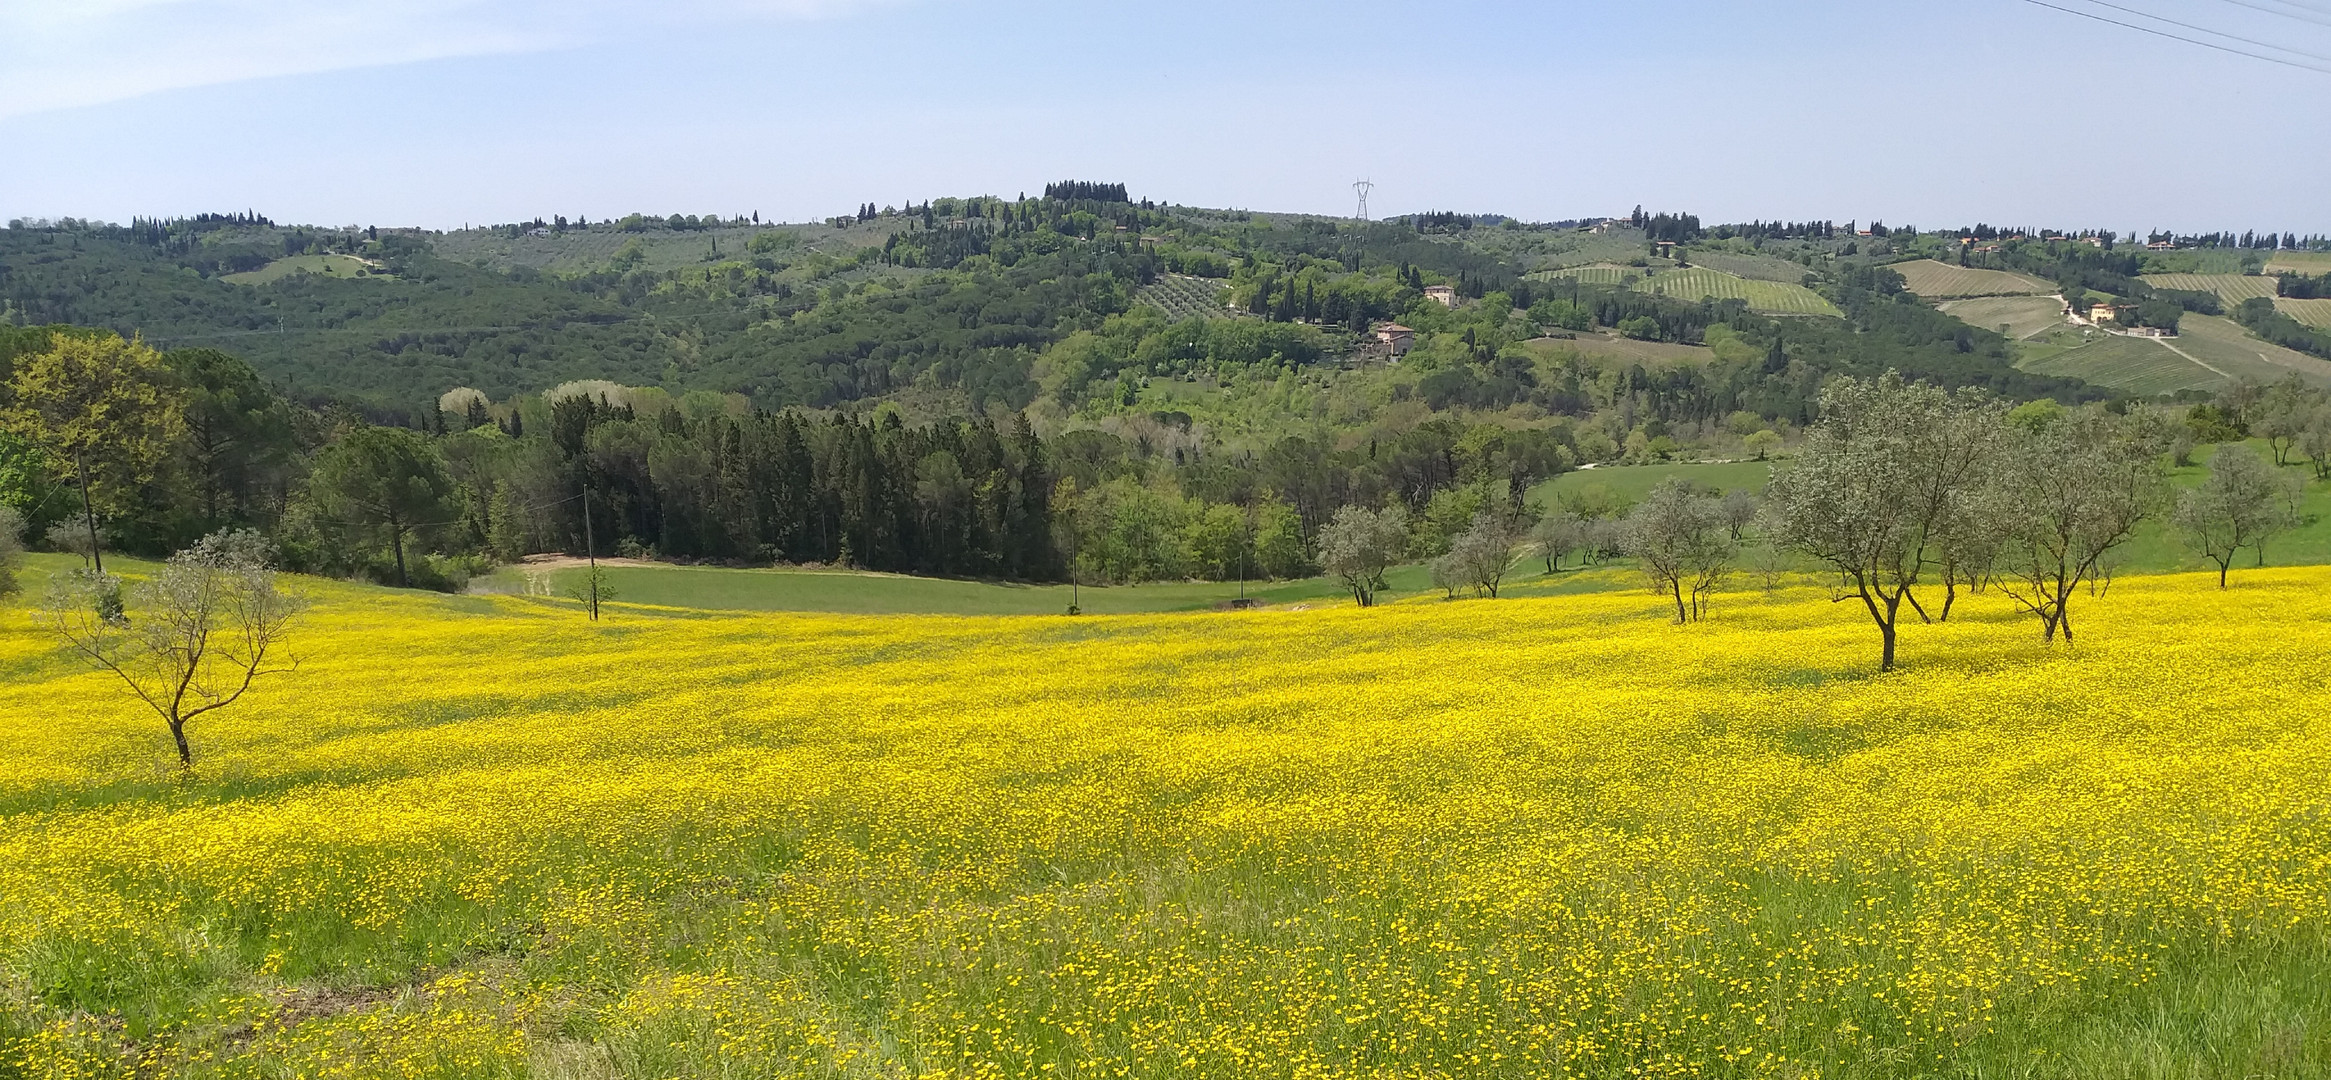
top-left (2267, 251), bottom-right (2331, 275)
top-left (5, 568), bottom-right (2330, 1078)
top-left (221, 254), bottom-right (387, 285)
top-left (1938, 295), bottom-right (2066, 339)
top-left (1134, 274), bottom-right (1232, 321)
top-left (2139, 273), bottom-right (2278, 306)
top-left (2017, 315), bottom-right (2331, 393)
top-left (1641, 267), bottom-right (1841, 316)
top-left (1533, 264), bottom-right (1640, 286)
top-left (2280, 298), bottom-right (2331, 328)
top-left (1888, 259), bottom-right (2054, 299)
top-left (1676, 249), bottom-right (1809, 283)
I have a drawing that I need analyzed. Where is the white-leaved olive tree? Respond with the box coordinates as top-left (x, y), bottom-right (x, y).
top-left (1991, 406), bottom-right (2167, 641)
top-left (41, 529), bottom-right (303, 767)
top-left (1768, 373), bottom-right (2006, 671)
top-left (2173, 443), bottom-right (2301, 588)
top-left (1318, 504), bottom-right (1408, 607)
top-left (1625, 480), bottom-right (1735, 623)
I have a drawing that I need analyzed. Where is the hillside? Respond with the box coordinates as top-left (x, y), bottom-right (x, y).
top-left (1889, 259), bottom-right (2056, 299)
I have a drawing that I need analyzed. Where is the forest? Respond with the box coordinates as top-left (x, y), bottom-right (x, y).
top-left (4, 187), bottom-right (2326, 591)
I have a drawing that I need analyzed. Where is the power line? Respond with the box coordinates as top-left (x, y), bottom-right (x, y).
top-left (2213, 0), bottom-right (2331, 26)
top-left (2022, 0), bottom-right (2331, 72)
top-left (2070, 0), bottom-right (2331, 61)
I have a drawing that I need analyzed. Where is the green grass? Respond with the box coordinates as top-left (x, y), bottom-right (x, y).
top-left (2172, 314), bottom-right (2331, 386)
top-left (1528, 459), bottom-right (1773, 509)
top-left (1642, 267), bottom-right (1841, 316)
top-left (1890, 259), bottom-right (2055, 299)
top-left (220, 254), bottom-right (387, 285)
top-left (1939, 295), bottom-right (2066, 339)
top-left (2018, 333), bottom-right (2225, 395)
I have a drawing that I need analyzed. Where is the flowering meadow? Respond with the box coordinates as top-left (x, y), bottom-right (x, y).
top-left (2, 568), bottom-right (2328, 1078)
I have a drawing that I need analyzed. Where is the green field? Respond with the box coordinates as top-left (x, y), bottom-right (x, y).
top-left (2140, 273), bottom-right (2278, 306)
top-left (2280, 298), bottom-right (2331, 328)
top-left (1890, 259), bottom-right (2055, 299)
top-left (2016, 315), bottom-right (2331, 393)
top-left (1135, 274), bottom-right (1231, 321)
top-left (1939, 295), bottom-right (2066, 339)
top-left (220, 254), bottom-right (387, 285)
top-left (1641, 267), bottom-right (1841, 316)
top-left (2018, 333), bottom-right (2224, 395)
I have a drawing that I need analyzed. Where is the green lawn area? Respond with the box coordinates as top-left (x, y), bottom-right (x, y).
top-left (22, 447), bottom-right (2324, 617)
top-left (1528, 459), bottom-right (1773, 508)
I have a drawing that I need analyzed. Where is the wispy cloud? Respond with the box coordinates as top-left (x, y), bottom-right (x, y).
top-left (0, 0), bottom-right (896, 121)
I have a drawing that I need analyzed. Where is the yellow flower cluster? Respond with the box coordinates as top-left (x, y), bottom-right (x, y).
top-left (1, 569), bottom-right (2327, 1077)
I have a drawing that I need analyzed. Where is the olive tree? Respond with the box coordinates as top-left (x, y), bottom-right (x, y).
top-left (40, 530), bottom-right (303, 767)
top-left (1433, 509), bottom-right (1521, 599)
top-left (1767, 373), bottom-right (2006, 671)
top-left (1991, 407), bottom-right (2166, 641)
top-left (1318, 504), bottom-right (1408, 607)
top-left (2173, 444), bottom-right (2301, 588)
top-left (1530, 509), bottom-right (1584, 573)
top-left (1624, 480), bottom-right (1734, 623)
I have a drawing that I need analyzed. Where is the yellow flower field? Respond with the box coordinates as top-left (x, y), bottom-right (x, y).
top-left (2, 568), bottom-right (2329, 1078)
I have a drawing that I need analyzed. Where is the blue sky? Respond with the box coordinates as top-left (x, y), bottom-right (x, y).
top-left (2, 0), bottom-right (2327, 232)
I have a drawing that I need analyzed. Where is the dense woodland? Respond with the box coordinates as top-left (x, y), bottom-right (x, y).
top-left (4, 188), bottom-right (2328, 590)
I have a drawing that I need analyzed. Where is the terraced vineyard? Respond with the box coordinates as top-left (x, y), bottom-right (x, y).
top-left (1641, 267), bottom-right (1841, 316)
top-left (1533, 264), bottom-right (1640, 286)
top-left (2281, 298), bottom-right (2331, 328)
top-left (1889, 259), bottom-right (2055, 298)
top-left (1136, 274), bottom-right (1232, 321)
top-left (2140, 273), bottom-right (2278, 306)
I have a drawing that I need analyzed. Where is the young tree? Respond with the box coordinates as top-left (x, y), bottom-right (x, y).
top-left (1318, 504), bottom-right (1408, 607)
top-left (0, 332), bottom-right (185, 576)
top-left (1718, 489), bottom-right (1759, 541)
top-left (39, 530), bottom-right (302, 767)
top-left (307, 426), bottom-right (457, 587)
top-left (1743, 428), bottom-right (1782, 461)
top-left (2254, 378), bottom-right (2318, 467)
top-left (1992, 407), bottom-right (2167, 640)
top-left (1530, 509), bottom-right (1583, 573)
top-left (1624, 480), bottom-right (1734, 623)
top-left (1768, 374), bottom-right (2006, 670)
top-left (2299, 405), bottom-right (2331, 482)
top-left (2173, 444), bottom-right (2301, 587)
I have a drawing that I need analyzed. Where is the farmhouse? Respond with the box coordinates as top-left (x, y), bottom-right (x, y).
top-left (1423, 285), bottom-right (1457, 307)
top-left (2090, 303), bottom-right (2126, 323)
top-left (1375, 322), bottom-right (1416, 358)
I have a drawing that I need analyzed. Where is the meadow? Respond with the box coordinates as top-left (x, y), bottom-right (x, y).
top-left (4, 562), bottom-right (2330, 1079)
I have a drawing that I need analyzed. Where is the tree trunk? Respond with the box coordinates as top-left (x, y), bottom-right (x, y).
top-left (1904, 588), bottom-right (1932, 625)
top-left (1879, 620), bottom-right (1896, 671)
top-left (1671, 580), bottom-right (1688, 624)
top-left (170, 717), bottom-right (191, 767)
top-left (1939, 580), bottom-right (1957, 622)
top-left (391, 523), bottom-right (409, 587)
top-left (78, 450), bottom-right (103, 576)
top-left (2218, 560), bottom-right (2230, 588)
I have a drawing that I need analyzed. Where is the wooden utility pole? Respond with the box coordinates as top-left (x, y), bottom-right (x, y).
top-left (582, 486), bottom-right (599, 621)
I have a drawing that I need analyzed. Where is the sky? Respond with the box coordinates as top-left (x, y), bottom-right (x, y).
top-left (2, 0), bottom-right (2328, 233)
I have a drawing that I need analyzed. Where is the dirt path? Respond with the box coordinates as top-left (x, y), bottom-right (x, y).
top-left (2152, 336), bottom-right (2231, 379)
